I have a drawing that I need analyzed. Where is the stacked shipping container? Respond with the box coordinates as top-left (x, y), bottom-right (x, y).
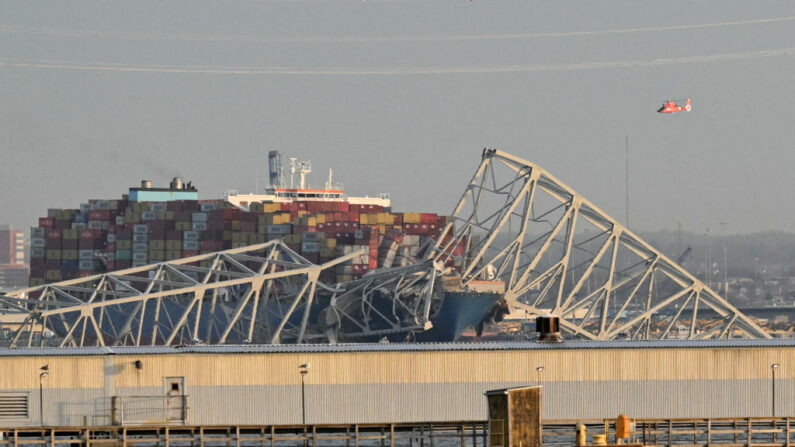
top-left (29, 196), bottom-right (449, 286)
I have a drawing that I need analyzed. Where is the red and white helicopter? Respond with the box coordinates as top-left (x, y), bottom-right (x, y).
top-left (658, 98), bottom-right (691, 114)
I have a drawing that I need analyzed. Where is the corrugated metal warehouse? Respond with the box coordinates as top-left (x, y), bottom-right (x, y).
top-left (0, 340), bottom-right (792, 427)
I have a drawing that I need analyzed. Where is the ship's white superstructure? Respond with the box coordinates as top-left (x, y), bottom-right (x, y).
top-left (225, 151), bottom-right (390, 210)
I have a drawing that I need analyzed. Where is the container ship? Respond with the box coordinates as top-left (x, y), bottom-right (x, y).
top-left (25, 152), bottom-right (502, 342)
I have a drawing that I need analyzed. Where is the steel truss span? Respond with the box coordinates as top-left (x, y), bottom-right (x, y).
top-left (0, 241), bottom-right (443, 347)
top-left (430, 149), bottom-right (769, 340)
top-left (0, 149), bottom-right (768, 346)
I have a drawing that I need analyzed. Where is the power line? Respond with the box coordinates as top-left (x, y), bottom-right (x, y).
top-left (2, 15), bottom-right (794, 44)
top-left (2, 46), bottom-right (794, 76)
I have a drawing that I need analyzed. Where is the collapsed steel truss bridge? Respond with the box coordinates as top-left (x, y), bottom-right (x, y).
top-left (0, 149), bottom-right (769, 346)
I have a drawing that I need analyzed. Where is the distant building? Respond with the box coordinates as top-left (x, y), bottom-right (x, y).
top-left (0, 225), bottom-right (28, 289)
top-left (0, 225), bottom-right (25, 265)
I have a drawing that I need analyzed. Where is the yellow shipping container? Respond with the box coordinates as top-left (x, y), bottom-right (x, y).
top-left (298, 210), bottom-right (307, 218)
top-left (264, 203), bottom-right (281, 213)
top-left (62, 250), bottom-right (78, 260)
top-left (116, 240), bottom-right (132, 250)
top-left (307, 217), bottom-right (317, 227)
top-left (232, 241), bottom-right (247, 248)
top-left (316, 214), bottom-right (326, 224)
top-left (62, 229), bottom-right (79, 240)
top-left (359, 214), bottom-right (368, 225)
top-left (403, 213), bottom-right (421, 224)
top-left (149, 250), bottom-right (165, 261)
top-left (231, 220), bottom-right (241, 231)
top-left (46, 270), bottom-right (62, 281)
top-left (326, 238), bottom-right (337, 248)
top-left (378, 225), bottom-right (386, 235)
top-left (166, 250), bottom-right (183, 260)
top-left (149, 240), bottom-right (165, 250)
top-left (29, 278), bottom-right (45, 286)
top-left (166, 240), bottom-right (182, 251)
top-left (223, 231), bottom-right (233, 241)
top-left (175, 222), bottom-right (191, 231)
top-left (46, 249), bottom-right (62, 259)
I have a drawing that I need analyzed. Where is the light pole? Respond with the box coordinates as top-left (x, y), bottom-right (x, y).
top-left (39, 364), bottom-right (49, 426)
top-left (536, 366), bottom-right (545, 386)
top-left (299, 363), bottom-right (310, 425)
top-left (771, 363), bottom-right (779, 417)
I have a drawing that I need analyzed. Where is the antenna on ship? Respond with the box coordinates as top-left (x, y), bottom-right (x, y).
top-left (289, 157), bottom-right (312, 189)
top-left (325, 168), bottom-right (333, 190)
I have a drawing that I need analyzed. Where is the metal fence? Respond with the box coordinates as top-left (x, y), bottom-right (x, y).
top-left (110, 395), bottom-right (188, 426)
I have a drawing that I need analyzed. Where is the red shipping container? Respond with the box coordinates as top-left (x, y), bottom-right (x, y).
top-left (150, 228), bottom-right (166, 239)
top-left (369, 258), bottom-right (378, 269)
top-left (107, 243), bottom-right (116, 252)
top-left (88, 210), bottom-right (111, 220)
top-left (148, 220), bottom-right (175, 231)
top-left (116, 260), bottom-right (132, 269)
top-left (183, 250), bottom-right (200, 257)
top-left (62, 239), bottom-right (78, 249)
top-left (80, 229), bottom-right (99, 239)
top-left (39, 217), bottom-right (55, 228)
top-left (78, 270), bottom-right (94, 278)
top-left (241, 212), bottom-right (258, 222)
top-left (46, 229), bottom-right (61, 239)
top-left (62, 270), bottom-right (78, 280)
top-left (46, 259), bottom-right (61, 269)
top-left (166, 230), bottom-right (183, 240)
top-left (420, 213), bottom-right (438, 224)
top-left (116, 228), bottom-right (133, 239)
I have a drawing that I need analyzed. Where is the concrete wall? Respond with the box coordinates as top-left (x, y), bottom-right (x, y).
top-left (0, 346), bottom-right (792, 427)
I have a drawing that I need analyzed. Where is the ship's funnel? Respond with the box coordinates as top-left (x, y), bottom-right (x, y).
top-left (141, 180), bottom-right (152, 189)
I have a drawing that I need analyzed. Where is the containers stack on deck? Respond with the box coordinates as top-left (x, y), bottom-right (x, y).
top-left (28, 197), bottom-right (449, 286)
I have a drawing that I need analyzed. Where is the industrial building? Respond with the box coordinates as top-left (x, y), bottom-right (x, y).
top-left (0, 340), bottom-right (792, 428)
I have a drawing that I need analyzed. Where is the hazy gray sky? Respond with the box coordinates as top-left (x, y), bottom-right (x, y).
top-left (1, 0), bottom-right (794, 235)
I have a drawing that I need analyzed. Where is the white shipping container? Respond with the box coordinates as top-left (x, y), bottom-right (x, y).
top-left (183, 240), bottom-right (199, 251)
top-left (301, 241), bottom-right (320, 253)
top-left (200, 202), bottom-right (218, 212)
top-left (78, 260), bottom-right (95, 270)
top-left (31, 247), bottom-right (45, 258)
top-left (132, 243), bottom-right (148, 252)
top-left (192, 212), bottom-right (208, 222)
top-left (31, 227), bottom-right (45, 238)
top-left (183, 231), bottom-right (199, 240)
top-left (132, 260), bottom-right (148, 267)
top-left (87, 221), bottom-right (106, 230)
top-left (93, 200), bottom-right (110, 210)
top-left (141, 212), bottom-right (157, 221)
top-left (150, 203), bottom-right (167, 212)
top-left (31, 238), bottom-right (45, 247)
top-left (79, 250), bottom-right (94, 260)
top-left (133, 234), bottom-right (148, 243)
top-left (115, 216), bottom-right (125, 226)
top-left (132, 252), bottom-right (148, 262)
top-left (191, 222), bottom-right (207, 231)
top-left (80, 203), bottom-right (90, 212)
top-left (107, 234), bottom-right (116, 243)
top-left (71, 222), bottom-right (87, 230)
top-left (133, 224), bottom-right (149, 234)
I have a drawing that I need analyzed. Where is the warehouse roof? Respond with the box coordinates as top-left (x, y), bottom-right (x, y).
top-left (0, 338), bottom-right (793, 357)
